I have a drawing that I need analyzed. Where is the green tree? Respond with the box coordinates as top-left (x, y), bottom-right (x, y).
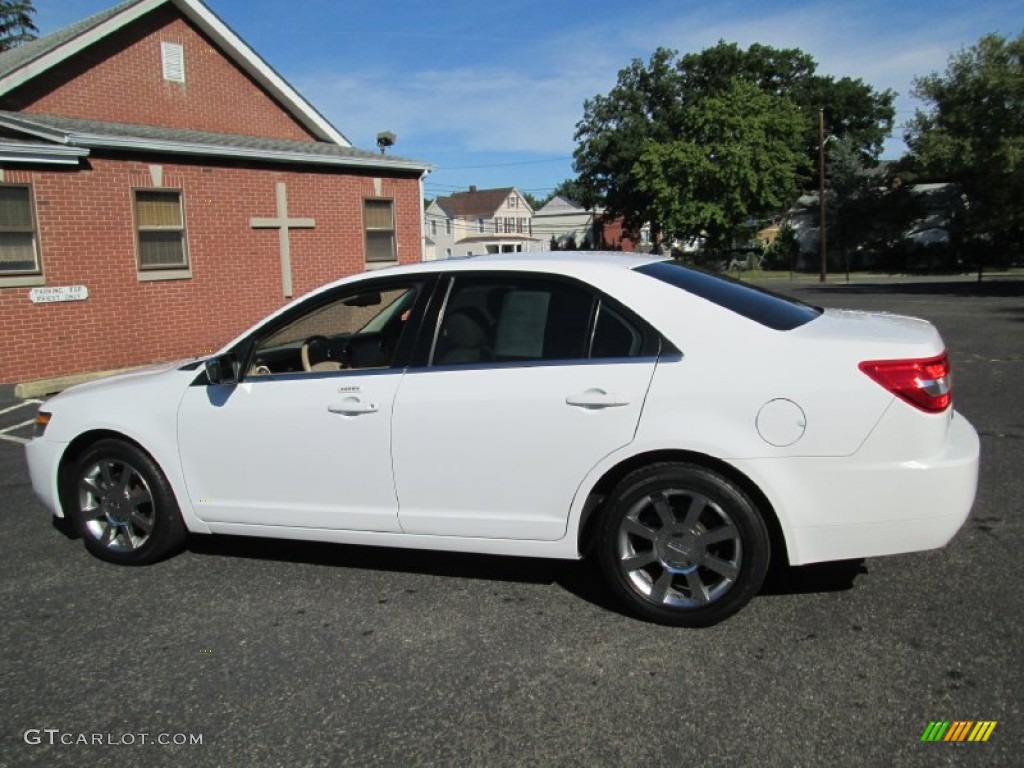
top-left (573, 48), bottom-right (685, 239)
top-left (519, 191), bottom-right (547, 211)
top-left (572, 43), bottom-right (895, 244)
top-left (630, 78), bottom-right (808, 251)
top-left (825, 135), bottom-right (874, 271)
top-left (550, 178), bottom-right (588, 204)
top-left (904, 32), bottom-right (1024, 271)
top-left (0, 0), bottom-right (37, 51)
top-left (675, 41), bottom-right (894, 160)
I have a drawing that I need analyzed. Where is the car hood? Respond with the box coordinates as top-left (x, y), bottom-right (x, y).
top-left (44, 359), bottom-right (201, 404)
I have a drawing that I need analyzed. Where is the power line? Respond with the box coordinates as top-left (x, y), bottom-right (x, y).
top-left (433, 156), bottom-right (573, 170)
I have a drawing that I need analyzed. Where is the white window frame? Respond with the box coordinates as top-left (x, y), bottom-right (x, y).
top-left (161, 41), bottom-right (185, 83)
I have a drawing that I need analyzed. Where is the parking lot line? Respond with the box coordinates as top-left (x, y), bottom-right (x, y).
top-left (0, 399), bottom-right (40, 416)
top-left (0, 423), bottom-right (31, 448)
top-left (0, 400), bottom-right (41, 445)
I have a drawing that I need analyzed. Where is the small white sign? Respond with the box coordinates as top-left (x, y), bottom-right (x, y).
top-left (28, 285), bottom-right (89, 304)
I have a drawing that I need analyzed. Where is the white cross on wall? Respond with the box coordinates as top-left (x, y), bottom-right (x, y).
top-left (250, 181), bottom-right (315, 298)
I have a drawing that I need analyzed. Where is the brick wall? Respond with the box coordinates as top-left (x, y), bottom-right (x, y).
top-left (0, 156), bottom-right (423, 384)
top-left (4, 5), bottom-right (316, 142)
top-left (598, 216), bottom-right (637, 252)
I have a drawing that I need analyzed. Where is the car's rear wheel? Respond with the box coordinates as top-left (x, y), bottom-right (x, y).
top-left (67, 439), bottom-right (187, 565)
top-left (597, 463), bottom-right (769, 627)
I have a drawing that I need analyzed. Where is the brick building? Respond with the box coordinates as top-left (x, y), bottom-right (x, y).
top-left (0, 0), bottom-right (430, 386)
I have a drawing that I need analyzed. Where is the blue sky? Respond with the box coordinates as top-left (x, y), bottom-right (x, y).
top-left (37, 0), bottom-right (1024, 200)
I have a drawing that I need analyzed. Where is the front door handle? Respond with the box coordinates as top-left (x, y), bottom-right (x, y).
top-left (565, 388), bottom-right (630, 409)
top-left (328, 398), bottom-right (378, 415)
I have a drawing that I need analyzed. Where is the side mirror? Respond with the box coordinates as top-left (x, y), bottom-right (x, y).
top-left (205, 354), bottom-right (239, 386)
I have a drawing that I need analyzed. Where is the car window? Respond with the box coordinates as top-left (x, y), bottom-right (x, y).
top-left (250, 284), bottom-right (418, 375)
top-left (636, 260), bottom-right (821, 331)
top-left (432, 276), bottom-right (594, 365)
top-left (591, 303), bottom-right (644, 358)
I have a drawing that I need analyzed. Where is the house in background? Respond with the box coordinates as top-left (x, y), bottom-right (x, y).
top-left (0, 0), bottom-right (430, 387)
top-left (532, 195), bottom-right (651, 253)
top-left (424, 186), bottom-right (539, 259)
top-left (532, 195), bottom-right (598, 250)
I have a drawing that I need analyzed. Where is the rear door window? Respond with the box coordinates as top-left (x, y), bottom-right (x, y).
top-left (429, 274), bottom-right (664, 366)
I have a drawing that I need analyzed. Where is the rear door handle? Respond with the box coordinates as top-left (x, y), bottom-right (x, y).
top-left (328, 398), bottom-right (379, 415)
top-left (566, 389), bottom-right (630, 409)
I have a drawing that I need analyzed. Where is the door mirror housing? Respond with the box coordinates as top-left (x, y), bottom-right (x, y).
top-left (205, 354), bottom-right (239, 386)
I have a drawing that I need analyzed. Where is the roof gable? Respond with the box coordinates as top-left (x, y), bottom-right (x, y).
top-left (536, 195), bottom-right (585, 214)
top-left (0, 0), bottom-right (349, 146)
top-left (436, 187), bottom-right (519, 218)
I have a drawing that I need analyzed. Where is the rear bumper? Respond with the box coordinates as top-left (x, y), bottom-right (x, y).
top-left (735, 412), bottom-right (980, 565)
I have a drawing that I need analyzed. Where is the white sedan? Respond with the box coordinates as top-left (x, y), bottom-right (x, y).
top-left (26, 253), bottom-right (980, 626)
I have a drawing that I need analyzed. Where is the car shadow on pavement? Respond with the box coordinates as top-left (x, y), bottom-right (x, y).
top-left (759, 558), bottom-right (867, 595)
top-left (186, 533), bottom-right (577, 585)
top-left (184, 533), bottom-right (867, 618)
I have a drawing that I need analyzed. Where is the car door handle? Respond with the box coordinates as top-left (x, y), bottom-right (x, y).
top-left (327, 398), bottom-right (378, 415)
top-left (565, 389), bottom-right (630, 409)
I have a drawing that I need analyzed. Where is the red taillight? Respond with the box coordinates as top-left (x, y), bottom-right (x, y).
top-left (858, 352), bottom-right (952, 413)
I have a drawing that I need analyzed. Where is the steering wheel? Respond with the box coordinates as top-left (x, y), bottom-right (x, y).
top-left (300, 335), bottom-right (347, 372)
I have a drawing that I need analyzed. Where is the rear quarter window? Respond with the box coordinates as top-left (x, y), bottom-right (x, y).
top-left (635, 260), bottom-right (821, 331)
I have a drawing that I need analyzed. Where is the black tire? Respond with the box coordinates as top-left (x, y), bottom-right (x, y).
top-left (66, 438), bottom-right (187, 565)
top-left (597, 462), bottom-right (769, 627)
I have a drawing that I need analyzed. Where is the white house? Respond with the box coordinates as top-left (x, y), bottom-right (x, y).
top-left (425, 186), bottom-right (540, 259)
top-left (531, 195), bottom-right (601, 250)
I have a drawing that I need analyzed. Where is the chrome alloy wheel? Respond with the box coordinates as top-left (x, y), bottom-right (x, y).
top-left (77, 458), bottom-right (156, 552)
top-left (616, 489), bottom-right (742, 608)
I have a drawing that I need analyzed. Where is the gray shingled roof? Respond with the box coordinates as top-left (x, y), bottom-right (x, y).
top-left (0, 0), bottom-right (145, 79)
top-left (0, 111), bottom-right (431, 171)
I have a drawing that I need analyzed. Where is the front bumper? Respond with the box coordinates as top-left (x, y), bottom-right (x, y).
top-left (26, 436), bottom-right (68, 517)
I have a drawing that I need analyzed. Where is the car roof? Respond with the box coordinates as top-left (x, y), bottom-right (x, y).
top-left (366, 250), bottom-right (667, 278)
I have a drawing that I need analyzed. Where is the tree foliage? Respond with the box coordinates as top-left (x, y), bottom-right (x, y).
top-left (519, 191), bottom-right (546, 211)
top-left (904, 32), bottom-right (1024, 258)
top-left (550, 178), bottom-right (588, 205)
top-left (0, 0), bottom-right (37, 51)
top-left (630, 79), bottom-right (808, 250)
top-left (572, 42), bottom-right (895, 249)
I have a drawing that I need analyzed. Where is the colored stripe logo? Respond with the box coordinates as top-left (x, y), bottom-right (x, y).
top-left (921, 721), bottom-right (997, 742)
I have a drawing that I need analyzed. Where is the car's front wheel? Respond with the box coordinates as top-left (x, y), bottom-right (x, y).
top-left (66, 438), bottom-right (187, 565)
top-left (597, 463), bottom-right (770, 627)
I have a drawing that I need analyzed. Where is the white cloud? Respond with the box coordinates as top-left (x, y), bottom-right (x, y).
top-left (295, 0), bottom-right (1022, 162)
top-left (298, 63), bottom-right (611, 156)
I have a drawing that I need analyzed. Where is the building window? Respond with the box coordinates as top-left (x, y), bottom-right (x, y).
top-left (161, 41), bottom-right (185, 83)
top-left (446, 219), bottom-right (452, 235)
top-left (0, 185), bottom-right (40, 275)
top-left (517, 218), bottom-right (524, 234)
top-left (135, 189), bottom-right (188, 270)
top-left (478, 218), bottom-right (484, 233)
top-left (430, 220), bottom-right (437, 236)
top-left (365, 199), bottom-right (396, 262)
top-left (509, 195), bottom-right (517, 209)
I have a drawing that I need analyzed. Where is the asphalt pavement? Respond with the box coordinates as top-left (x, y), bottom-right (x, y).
top-left (0, 277), bottom-right (1021, 767)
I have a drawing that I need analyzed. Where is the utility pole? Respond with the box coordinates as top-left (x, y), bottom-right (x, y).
top-left (818, 108), bottom-right (827, 283)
